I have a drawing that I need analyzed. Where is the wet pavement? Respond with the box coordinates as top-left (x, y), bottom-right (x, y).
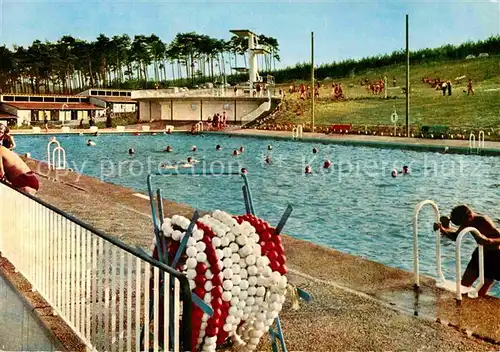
top-left (15, 159), bottom-right (500, 350)
top-left (0, 273), bottom-right (62, 351)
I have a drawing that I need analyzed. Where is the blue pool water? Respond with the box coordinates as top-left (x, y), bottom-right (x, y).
top-left (16, 133), bottom-right (500, 295)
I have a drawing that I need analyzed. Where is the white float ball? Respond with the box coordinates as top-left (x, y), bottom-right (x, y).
top-left (189, 280), bottom-right (196, 290)
top-left (250, 329), bottom-right (264, 338)
top-left (186, 269), bottom-right (197, 280)
top-left (223, 258), bottom-right (233, 269)
top-left (239, 289), bottom-right (249, 300)
top-left (231, 286), bottom-right (241, 296)
top-left (223, 324), bottom-right (233, 332)
top-left (271, 302), bottom-right (281, 312)
top-left (193, 229), bottom-right (204, 241)
top-left (270, 293), bottom-right (280, 303)
top-left (256, 286), bottom-right (266, 297)
top-left (186, 258), bottom-right (197, 269)
top-left (231, 264), bottom-right (241, 275)
top-left (229, 242), bottom-right (239, 253)
top-left (200, 321), bottom-right (207, 329)
top-left (215, 249), bottom-right (224, 259)
top-left (196, 242), bottom-right (206, 252)
top-left (230, 296), bottom-right (239, 306)
top-left (231, 253), bottom-right (241, 263)
top-left (257, 276), bottom-right (268, 287)
top-left (226, 315), bottom-right (235, 325)
top-left (204, 294), bottom-right (212, 303)
top-left (251, 304), bottom-right (260, 313)
top-left (256, 257), bottom-right (267, 268)
top-left (239, 279), bottom-right (249, 290)
top-left (222, 291), bottom-right (232, 302)
top-left (223, 280), bottom-right (234, 291)
top-left (255, 321), bottom-right (265, 332)
top-left (171, 230), bottom-right (182, 241)
top-left (221, 237), bottom-right (230, 247)
top-left (239, 258), bottom-right (248, 268)
top-left (227, 233), bottom-right (236, 243)
top-left (247, 265), bottom-right (258, 276)
top-left (232, 274), bottom-right (242, 286)
top-left (241, 244), bottom-right (253, 257)
top-left (212, 237), bottom-right (222, 248)
top-left (223, 268), bottom-right (233, 279)
top-left (243, 306), bottom-right (252, 315)
top-left (247, 343), bottom-right (257, 351)
top-left (254, 296), bottom-right (264, 305)
top-left (250, 233), bottom-right (260, 243)
top-left (245, 254), bottom-right (257, 266)
top-left (239, 269), bottom-right (248, 279)
top-left (204, 281), bottom-right (213, 291)
top-left (256, 312), bottom-right (266, 322)
top-left (186, 246), bottom-right (198, 258)
top-left (270, 272), bottom-right (281, 285)
top-left (248, 276), bottom-right (258, 286)
top-left (236, 235), bottom-right (248, 246)
top-left (223, 247), bottom-right (233, 259)
top-left (261, 266), bottom-right (272, 277)
top-left (205, 269), bottom-right (213, 280)
top-left (196, 252), bottom-right (207, 263)
top-left (247, 286), bottom-right (257, 296)
top-left (252, 245), bottom-right (261, 257)
top-left (229, 306), bottom-right (238, 316)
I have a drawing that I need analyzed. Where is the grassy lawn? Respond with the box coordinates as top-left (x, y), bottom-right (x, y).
top-left (273, 55), bottom-right (500, 128)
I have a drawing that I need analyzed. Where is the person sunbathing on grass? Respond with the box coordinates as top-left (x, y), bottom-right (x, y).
top-left (434, 205), bottom-right (500, 296)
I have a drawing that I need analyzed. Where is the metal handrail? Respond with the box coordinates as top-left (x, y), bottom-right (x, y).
top-left (0, 180), bottom-right (192, 351)
top-left (413, 200), bottom-right (441, 287)
top-left (455, 227), bottom-right (485, 300)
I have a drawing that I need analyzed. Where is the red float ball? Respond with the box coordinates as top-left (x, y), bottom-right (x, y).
top-left (211, 285), bottom-right (223, 298)
top-left (193, 287), bottom-right (206, 298)
top-left (278, 264), bottom-right (288, 275)
top-left (196, 263), bottom-right (208, 274)
top-left (206, 326), bottom-right (219, 337)
top-left (260, 230), bottom-right (272, 242)
top-left (211, 273), bottom-right (223, 286)
top-left (267, 250), bottom-right (278, 262)
top-left (195, 274), bottom-right (207, 286)
top-left (277, 254), bottom-right (286, 265)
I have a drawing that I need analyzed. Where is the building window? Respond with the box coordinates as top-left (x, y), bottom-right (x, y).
top-left (44, 97), bottom-right (55, 102)
top-left (120, 92), bottom-right (127, 96)
top-left (68, 98), bottom-right (79, 103)
top-left (112, 92), bottom-right (119, 96)
top-left (98, 91), bottom-right (105, 96)
top-left (50, 110), bottom-right (58, 120)
top-left (71, 111), bottom-right (78, 120)
top-left (31, 110), bottom-right (39, 121)
top-left (15, 96), bottom-right (28, 102)
top-left (90, 91), bottom-right (97, 95)
top-left (30, 97), bottom-right (43, 102)
top-left (3, 96), bottom-right (14, 101)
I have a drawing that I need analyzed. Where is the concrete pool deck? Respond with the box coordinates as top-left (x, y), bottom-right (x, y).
top-left (12, 159), bottom-right (500, 351)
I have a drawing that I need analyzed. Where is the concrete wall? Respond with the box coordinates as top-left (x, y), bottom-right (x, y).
top-left (137, 98), bottom-right (264, 123)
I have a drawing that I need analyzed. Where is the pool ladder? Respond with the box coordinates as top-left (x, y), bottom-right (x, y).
top-left (47, 138), bottom-right (66, 170)
top-left (292, 125), bottom-right (303, 140)
top-left (468, 131), bottom-right (485, 154)
top-left (413, 200), bottom-right (485, 301)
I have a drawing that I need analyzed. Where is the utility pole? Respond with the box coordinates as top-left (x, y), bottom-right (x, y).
top-left (311, 32), bottom-right (315, 133)
top-left (405, 14), bottom-right (410, 137)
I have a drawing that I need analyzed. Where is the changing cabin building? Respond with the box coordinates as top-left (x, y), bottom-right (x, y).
top-left (0, 93), bottom-right (103, 127)
top-left (78, 89), bottom-right (137, 114)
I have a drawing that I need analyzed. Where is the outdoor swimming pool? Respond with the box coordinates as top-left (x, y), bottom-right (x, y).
top-left (16, 133), bottom-right (500, 295)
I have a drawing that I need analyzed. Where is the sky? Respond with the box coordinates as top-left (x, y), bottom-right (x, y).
top-left (0, 0), bottom-right (499, 68)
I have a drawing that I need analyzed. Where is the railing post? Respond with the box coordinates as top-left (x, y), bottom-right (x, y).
top-left (455, 227), bottom-right (485, 300)
top-left (413, 200), bottom-right (440, 287)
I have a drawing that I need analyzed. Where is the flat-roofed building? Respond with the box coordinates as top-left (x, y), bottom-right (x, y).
top-left (0, 94), bottom-right (103, 127)
top-left (78, 89), bottom-right (137, 114)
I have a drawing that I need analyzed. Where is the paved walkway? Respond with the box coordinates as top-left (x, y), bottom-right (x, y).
top-left (227, 128), bottom-right (500, 150)
top-left (0, 274), bottom-right (62, 351)
top-left (25, 160), bottom-right (500, 351)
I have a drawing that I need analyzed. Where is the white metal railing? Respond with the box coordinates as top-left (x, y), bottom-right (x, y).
top-left (292, 125), bottom-right (304, 140)
top-left (469, 131), bottom-right (485, 154)
top-left (413, 200), bottom-right (485, 301)
top-left (47, 138), bottom-right (66, 170)
top-left (0, 182), bottom-right (192, 351)
top-left (454, 227), bottom-right (485, 300)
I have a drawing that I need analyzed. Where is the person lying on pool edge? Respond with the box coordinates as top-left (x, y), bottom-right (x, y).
top-left (434, 204), bottom-right (500, 296)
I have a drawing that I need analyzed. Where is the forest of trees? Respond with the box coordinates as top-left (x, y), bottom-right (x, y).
top-left (1, 33), bottom-right (498, 94)
top-left (0, 32), bottom-right (280, 94)
top-left (267, 35), bottom-right (500, 83)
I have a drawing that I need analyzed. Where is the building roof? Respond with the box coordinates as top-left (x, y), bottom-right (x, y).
top-left (4, 102), bottom-right (103, 110)
top-left (0, 112), bottom-right (17, 119)
top-left (92, 96), bottom-right (136, 103)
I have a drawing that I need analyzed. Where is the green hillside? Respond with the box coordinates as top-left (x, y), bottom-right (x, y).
top-left (269, 55), bottom-right (500, 130)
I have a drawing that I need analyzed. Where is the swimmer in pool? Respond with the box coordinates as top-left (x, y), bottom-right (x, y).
top-left (312, 147), bottom-right (318, 154)
top-left (267, 145), bottom-right (273, 151)
top-left (87, 139), bottom-right (96, 146)
top-left (216, 145), bottom-right (222, 151)
top-left (305, 165), bottom-right (312, 174)
top-left (434, 205), bottom-right (500, 296)
top-left (192, 145), bottom-right (197, 152)
top-left (165, 146), bottom-right (173, 152)
top-left (265, 156), bottom-right (271, 164)
top-left (323, 160), bottom-right (331, 169)
top-left (241, 168), bottom-right (247, 174)
top-left (239, 146), bottom-right (245, 153)
top-left (233, 150), bottom-right (239, 156)
top-left (402, 165), bottom-right (410, 174)
top-left (129, 148), bottom-right (135, 155)
top-left (391, 169), bottom-right (397, 178)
